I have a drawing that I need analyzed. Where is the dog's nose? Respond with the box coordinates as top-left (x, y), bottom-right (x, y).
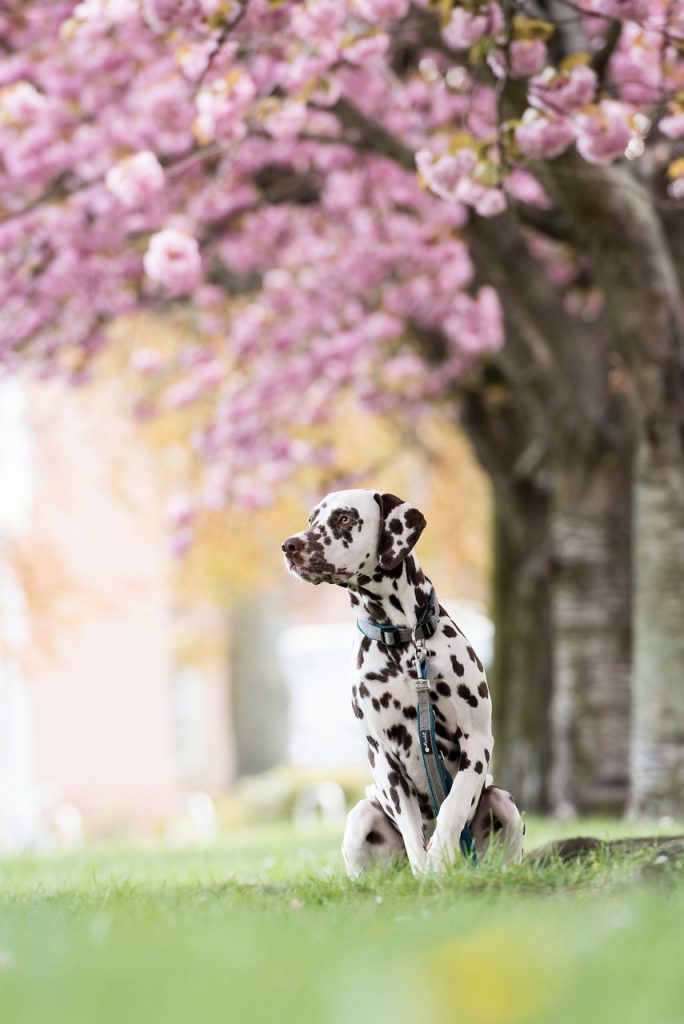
top-left (281, 536), bottom-right (305, 555)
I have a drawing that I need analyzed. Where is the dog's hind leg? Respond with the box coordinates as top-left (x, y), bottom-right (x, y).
top-left (342, 798), bottom-right (407, 879)
top-left (470, 786), bottom-right (525, 862)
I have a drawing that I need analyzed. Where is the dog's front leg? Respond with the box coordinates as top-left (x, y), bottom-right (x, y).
top-left (426, 729), bottom-right (492, 872)
top-left (373, 748), bottom-right (427, 875)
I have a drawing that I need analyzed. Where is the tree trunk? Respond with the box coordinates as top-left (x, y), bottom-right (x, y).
top-left (490, 484), bottom-right (553, 812)
top-left (550, 434), bottom-right (633, 816)
top-left (631, 428), bottom-right (684, 817)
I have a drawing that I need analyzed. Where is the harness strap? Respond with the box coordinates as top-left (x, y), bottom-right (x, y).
top-left (356, 587), bottom-right (477, 863)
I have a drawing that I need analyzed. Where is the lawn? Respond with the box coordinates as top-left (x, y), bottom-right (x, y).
top-left (1, 817), bottom-right (683, 1024)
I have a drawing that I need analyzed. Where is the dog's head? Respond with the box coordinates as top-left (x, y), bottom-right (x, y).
top-left (281, 489), bottom-right (426, 586)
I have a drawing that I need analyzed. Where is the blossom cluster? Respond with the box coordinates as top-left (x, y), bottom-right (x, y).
top-left (1, 0), bottom-right (683, 541)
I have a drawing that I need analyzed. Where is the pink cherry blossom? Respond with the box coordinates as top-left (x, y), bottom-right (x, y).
top-left (106, 151), bottom-right (165, 207)
top-left (586, 0), bottom-right (649, 18)
top-left (195, 73), bottom-right (256, 143)
top-left (344, 33), bottom-right (390, 65)
top-left (263, 101), bottom-right (307, 140)
top-left (1, 0), bottom-right (683, 520)
top-left (515, 111), bottom-right (576, 160)
top-left (416, 149), bottom-right (477, 202)
top-left (530, 65), bottom-right (597, 116)
top-left (142, 0), bottom-right (201, 33)
top-left (144, 229), bottom-right (202, 295)
top-left (443, 7), bottom-right (490, 49)
top-left (351, 0), bottom-right (411, 23)
top-left (0, 81), bottom-right (48, 123)
top-left (660, 111), bottom-right (684, 138)
top-left (575, 100), bottom-right (635, 164)
top-left (509, 40), bottom-right (547, 79)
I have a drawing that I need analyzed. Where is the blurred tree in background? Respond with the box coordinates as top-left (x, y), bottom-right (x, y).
top-left (1, 0), bottom-right (683, 816)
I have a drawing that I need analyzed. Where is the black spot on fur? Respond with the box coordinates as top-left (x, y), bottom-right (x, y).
top-left (403, 705), bottom-right (418, 720)
top-left (442, 625), bottom-right (457, 638)
top-left (366, 829), bottom-right (385, 845)
top-left (459, 751), bottom-right (471, 770)
top-left (352, 700), bottom-right (364, 720)
top-left (457, 684), bottom-right (479, 708)
top-left (450, 656), bottom-right (465, 677)
top-left (467, 646), bottom-right (484, 672)
top-left (386, 723), bottom-right (412, 752)
top-left (478, 681), bottom-right (489, 700)
top-left (474, 761), bottom-right (483, 774)
top-left (436, 681), bottom-right (451, 698)
top-left (359, 682), bottom-right (370, 698)
top-left (356, 636), bottom-right (371, 668)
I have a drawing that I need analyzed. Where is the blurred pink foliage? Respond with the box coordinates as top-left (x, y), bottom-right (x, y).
top-left (1, 0), bottom-right (684, 541)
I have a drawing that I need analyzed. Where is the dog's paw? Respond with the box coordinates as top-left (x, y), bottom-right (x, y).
top-left (425, 836), bottom-right (456, 874)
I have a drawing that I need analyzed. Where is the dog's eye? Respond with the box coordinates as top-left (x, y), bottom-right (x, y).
top-left (339, 515), bottom-right (351, 526)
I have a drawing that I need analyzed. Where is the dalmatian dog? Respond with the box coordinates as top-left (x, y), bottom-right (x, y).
top-left (282, 489), bottom-right (525, 877)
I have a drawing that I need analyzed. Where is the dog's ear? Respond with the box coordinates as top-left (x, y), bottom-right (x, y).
top-left (374, 492), bottom-right (427, 571)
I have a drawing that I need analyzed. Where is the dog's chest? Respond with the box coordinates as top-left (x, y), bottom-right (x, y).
top-left (351, 622), bottom-right (485, 791)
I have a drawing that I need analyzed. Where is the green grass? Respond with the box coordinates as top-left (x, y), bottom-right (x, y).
top-left (1, 817), bottom-right (683, 1024)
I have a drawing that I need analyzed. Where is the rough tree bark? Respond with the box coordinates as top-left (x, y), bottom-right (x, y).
top-left (550, 431), bottom-right (633, 815)
top-left (458, 380), bottom-right (554, 812)
top-left (491, 484), bottom-right (553, 810)
top-left (631, 429), bottom-right (684, 817)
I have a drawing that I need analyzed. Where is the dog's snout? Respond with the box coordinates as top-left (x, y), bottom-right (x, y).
top-left (281, 535), bottom-right (305, 555)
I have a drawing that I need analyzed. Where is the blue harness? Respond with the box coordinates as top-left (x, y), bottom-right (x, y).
top-left (357, 588), bottom-right (476, 862)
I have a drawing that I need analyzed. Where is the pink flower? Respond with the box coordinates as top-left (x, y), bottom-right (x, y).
top-left (106, 151), bottom-right (165, 206)
top-left (443, 7), bottom-right (489, 49)
top-left (530, 64), bottom-right (597, 116)
top-left (515, 111), bottom-right (575, 159)
top-left (509, 39), bottom-right (547, 78)
top-left (195, 73), bottom-right (256, 143)
top-left (73, 0), bottom-right (138, 24)
top-left (351, 0), bottom-right (410, 23)
top-left (660, 111), bottom-right (684, 139)
top-left (416, 149), bottom-right (477, 201)
top-left (505, 169), bottom-right (551, 207)
top-left (144, 228), bottom-right (201, 295)
top-left (142, 0), bottom-right (200, 33)
top-left (263, 100), bottom-right (307, 140)
top-left (610, 24), bottom-right (662, 104)
top-left (456, 179), bottom-right (507, 218)
top-left (585, 0), bottom-right (649, 18)
top-left (575, 100), bottom-right (634, 164)
top-left (0, 81), bottom-right (47, 123)
top-left (344, 33), bottom-right (390, 65)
